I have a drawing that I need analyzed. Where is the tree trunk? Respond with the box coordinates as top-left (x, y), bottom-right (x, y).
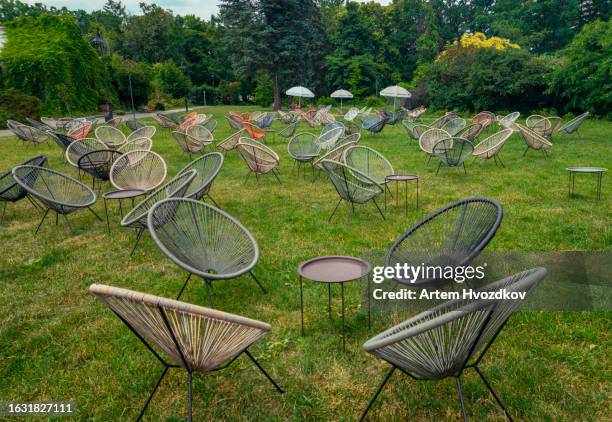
top-left (273, 71), bottom-right (281, 111)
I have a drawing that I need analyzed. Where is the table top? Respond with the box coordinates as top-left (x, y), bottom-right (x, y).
top-left (298, 255), bottom-right (371, 283)
top-left (385, 174), bottom-right (419, 181)
top-left (103, 189), bottom-right (146, 200)
top-left (566, 167), bottom-right (607, 173)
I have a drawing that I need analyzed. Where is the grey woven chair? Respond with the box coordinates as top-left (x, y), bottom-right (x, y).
top-left (456, 123), bottom-right (484, 142)
top-left (288, 133), bottom-right (321, 176)
top-left (177, 152), bottom-right (224, 204)
top-left (121, 170), bottom-right (196, 255)
top-left (403, 121), bottom-right (431, 144)
top-left (516, 124), bottom-right (552, 158)
top-left (235, 138), bottom-right (281, 184)
top-left (187, 125), bottom-right (214, 147)
top-left (432, 138), bottom-right (474, 174)
top-left (77, 149), bottom-right (123, 190)
top-left (362, 116), bottom-right (387, 134)
top-left (12, 165), bottom-right (100, 234)
top-left (316, 126), bottom-right (344, 151)
top-left (8, 122), bottom-right (48, 145)
top-left (312, 139), bottom-right (359, 181)
top-left (0, 155), bottom-right (48, 224)
top-left (217, 129), bottom-right (246, 152)
top-left (558, 112), bottom-right (589, 137)
top-left (172, 130), bottom-right (207, 157)
top-left (226, 114), bottom-right (244, 130)
top-left (430, 112), bottom-right (458, 129)
top-left (127, 125), bottom-right (156, 142)
top-left (26, 118), bottom-right (52, 131)
top-left (497, 112), bottom-right (520, 131)
top-left (126, 119), bottom-right (146, 132)
top-left (320, 159), bottom-right (385, 221)
top-left (278, 122), bottom-right (298, 140)
top-left (440, 117), bottom-right (467, 136)
top-left (360, 267), bottom-right (547, 422)
top-left (343, 145), bottom-right (393, 186)
top-left (89, 283), bottom-right (282, 422)
top-left (110, 150), bottom-right (167, 192)
top-left (48, 132), bottom-right (75, 155)
top-left (153, 113), bottom-right (177, 129)
top-left (472, 129), bottom-right (513, 167)
top-left (202, 119), bottom-right (218, 134)
top-left (95, 125), bottom-right (126, 148)
top-left (471, 111), bottom-right (495, 129)
top-left (386, 197), bottom-right (502, 286)
top-left (418, 128), bottom-right (451, 160)
top-left (41, 117), bottom-right (62, 131)
top-left (148, 198), bottom-right (267, 301)
top-left (65, 137), bottom-right (108, 168)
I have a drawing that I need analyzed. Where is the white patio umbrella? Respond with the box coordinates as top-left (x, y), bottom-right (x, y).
top-left (380, 85), bottom-right (411, 111)
top-left (330, 89), bottom-right (354, 112)
top-left (286, 86), bottom-right (315, 107)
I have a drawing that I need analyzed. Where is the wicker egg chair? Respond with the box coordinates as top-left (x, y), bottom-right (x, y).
top-left (0, 155), bottom-right (48, 224)
top-left (235, 138), bottom-right (281, 184)
top-left (176, 152), bottom-right (224, 204)
top-left (440, 117), bottom-right (467, 136)
top-left (110, 150), bottom-right (167, 191)
top-left (516, 124), bottom-right (552, 157)
top-left (343, 145), bottom-right (394, 186)
top-left (65, 137), bottom-right (108, 167)
top-left (217, 129), bottom-right (247, 152)
top-left (472, 129), bottom-right (513, 167)
top-left (95, 125), bottom-right (127, 148)
top-left (117, 137), bottom-right (153, 154)
top-left (127, 125), bottom-right (156, 142)
top-left (432, 137), bottom-right (474, 174)
top-left (418, 128), bottom-right (451, 160)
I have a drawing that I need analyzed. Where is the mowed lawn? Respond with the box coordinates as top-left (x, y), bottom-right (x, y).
top-left (0, 106), bottom-right (610, 421)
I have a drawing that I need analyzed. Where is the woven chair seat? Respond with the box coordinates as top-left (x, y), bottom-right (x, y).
top-left (419, 129), bottom-right (451, 155)
top-left (177, 152), bottom-right (224, 200)
top-left (187, 125), bottom-right (214, 147)
top-left (558, 112), bottom-right (589, 134)
top-left (12, 165), bottom-right (96, 215)
top-left (242, 122), bottom-right (266, 140)
top-left (313, 139), bottom-right (359, 171)
top-left (344, 108), bottom-right (359, 121)
top-left (386, 197), bottom-right (501, 286)
top-left (78, 149), bottom-right (123, 181)
top-left (497, 112), bottom-right (520, 130)
top-left (95, 125), bottom-right (127, 148)
top-left (153, 113), bottom-right (177, 129)
top-left (217, 129), bottom-right (246, 151)
top-left (117, 137), bottom-right (153, 154)
top-left (236, 138), bottom-right (279, 175)
top-left (110, 150), bottom-right (167, 191)
top-left (8, 122), bottom-right (48, 144)
top-left (456, 123), bottom-right (484, 142)
top-left (126, 119), bottom-right (146, 132)
top-left (173, 131), bottom-right (206, 155)
top-left (65, 137), bottom-right (108, 167)
top-left (470, 111), bottom-right (495, 129)
top-left (430, 112), bottom-right (458, 129)
top-left (440, 117), bottom-right (467, 136)
top-left (516, 124), bottom-right (553, 151)
top-left (121, 170), bottom-right (196, 230)
top-left (316, 126), bottom-right (344, 151)
top-left (278, 122), bottom-right (298, 139)
top-left (127, 125), bottom-right (156, 142)
top-left (433, 138), bottom-right (474, 168)
top-left (226, 115), bottom-right (243, 130)
top-left (288, 133), bottom-right (321, 162)
top-left (67, 122), bottom-right (92, 140)
top-left (321, 159), bottom-right (384, 205)
top-left (0, 155), bottom-right (48, 202)
top-left (343, 145), bottom-right (393, 185)
top-left (48, 132), bottom-right (74, 152)
top-left (202, 119), bottom-right (218, 133)
top-left (403, 121), bottom-right (431, 142)
top-left (473, 129), bottom-right (513, 159)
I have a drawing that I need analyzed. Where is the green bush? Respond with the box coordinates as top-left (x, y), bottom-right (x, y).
top-left (363, 95), bottom-right (386, 108)
top-left (316, 97), bottom-right (335, 106)
top-left (153, 60), bottom-right (192, 100)
top-left (0, 14), bottom-right (106, 115)
top-left (252, 72), bottom-right (273, 107)
top-left (551, 20), bottom-right (611, 117)
top-left (0, 89), bottom-right (43, 128)
top-left (218, 81), bottom-right (241, 104)
top-left (110, 56), bottom-right (154, 109)
top-left (427, 39), bottom-right (555, 112)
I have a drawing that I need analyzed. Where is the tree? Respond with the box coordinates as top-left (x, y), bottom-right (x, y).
top-left (551, 19), bottom-right (612, 116)
top-left (154, 60), bottom-right (192, 100)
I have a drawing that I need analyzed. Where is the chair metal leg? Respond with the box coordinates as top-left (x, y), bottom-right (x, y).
top-left (87, 206), bottom-right (103, 222)
top-left (328, 198), bottom-right (343, 222)
top-left (523, 147), bottom-right (529, 157)
top-left (0, 202), bottom-right (6, 225)
top-left (372, 198), bottom-right (385, 220)
top-left (103, 198), bottom-right (111, 234)
top-left (244, 349), bottom-right (283, 393)
top-left (249, 271), bottom-right (267, 293)
top-left (136, 366), bottom-right (169, 422)
top-left (130, 228), bottom-right (145, 256)
top-left (456, 377), bottom-right (468, 422)
top-left (206, 194), bottom-right (220, 208)
top-left (436, 162), bottom-right (442, 175)
top-left (474, 366), bottom-right (514, 421)
top-left (359, 366), bottom-right (396, 421)
top-left (34, 208), bottom-right (50, 234)
top-left (187, 371), bottom-right (193, 422)
top-left (272, 168), bottom-right (282, 185)
top-left (176, 273), bottom-right (192, 300)
top-left (63, 214), bottom-right (76, 235)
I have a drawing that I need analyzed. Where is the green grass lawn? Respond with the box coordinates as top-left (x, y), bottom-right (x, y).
top-left (0, 106), bottom-right (610, 420)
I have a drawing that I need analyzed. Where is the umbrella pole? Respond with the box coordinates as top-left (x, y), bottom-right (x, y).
top-left (340, 98), bottom-right (343, 114)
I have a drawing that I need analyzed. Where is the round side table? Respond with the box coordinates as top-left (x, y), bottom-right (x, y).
top-left (384, 174), bottom-right (419, 215)
top-left (298, 256), bottom-right (371, 350)
top-left (103, 189), bottom-right (145, 234)
top-left (566, 167), bottom-right (607, 200)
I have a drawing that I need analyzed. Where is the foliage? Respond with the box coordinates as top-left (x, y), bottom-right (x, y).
top-left (0, 14), bottom-right (106, 115)
top-left (0, 88), bottom-right (42, 128)
top-left (218, 81), bottom-right (241, 104)
top-left (252, 71), bottom-right (273, 107)
top-left (428, 33), bottom-right (556, 112)
top-left (362, 95), bottom-right (386, 108)
top-left (153, 60), bottom-right (192, 100)
top-left (550, 20), bottom-right (612, 116)
top-left (110, 55), bottom-right (153, 109)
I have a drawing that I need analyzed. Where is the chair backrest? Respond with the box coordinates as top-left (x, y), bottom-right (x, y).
top-left (419, 128), bottom-right (451, 154)
top-left (148, 198), bottom-right (259, 280)
top-left (186, 125), bottom-right (214, 145)
top-left (125, 119), bottom-right (146, 132)
top-left (218, 129), bottom-right (246, 151)
top-left (121, 170), bottom-right (196, 229)
top-left (95, 125), bottom-right (127, 147)
top-left (314, 141), bottom-right (358, 170)
top-left (498, 112), bottom-right (520, 130)
top-left (0, 155), bottom-right (48, 201)
top-left (473, 129), bottom-right (513, 158)
top-left (456, 123), bottom-right (483, 142)
top-left (440, 117), bottom-right (467, 136)
top-left (316, 126), bottom-right (344, 150)
top-left (90, 282), bottom-right (270, 371)
top-left (362, 267), bottom-right (546, 379)
top-left (110, 150), bottom-right (167, 191)
top-left (117, 137), bottom-right (153, 154)
top-left (65, 137), bottom-right (108, 167)
top-left (177, 152), bottom-right (224, 200)
top-left (471, 111), bottom-right (495, 129)
top-left (236, 139), bottom-right (279, 174)
top-left (242, 122), bottom-right (265, 139)
top-left (288, 133), bottom-right (321, 159)
top-left (433, 137), bottom-right (474, 167)
top-left (405, 123), bottom-right (431, 141)
top-left (386, 197), bottom-right (502, 286)
top-left (526, 114), bottom-right (548, 129)
top-left (12, 165), bottom-right (96, 210)
top-left (153, 113), bottom-right (176, 128)
top-left (202, 119), bottom-right (218, 133)
top-left (127, 125), bottom-right (156, 142)
top-left (343, 145), bottom-right (393, 185)
top-left (430, 112), bottom-right (457, 128)
top-left (516, 124), bottom-right (552, 150)
top-left (320, 159), bottom-right (383, 204)
top-left (226, 115), bottom-right (243, 130)
top-left (558, 112), bottom-right (589, 133)
top-left (344, 107), bottom-right (359, 121)
top-left (278, 122), bottom-right (298, 138)
top-left (77, 149), bottom-right (122, 180)
top-left (48, 132), bottom-right (74, 151)
top-left (67, 122), bottom-right (92, 140)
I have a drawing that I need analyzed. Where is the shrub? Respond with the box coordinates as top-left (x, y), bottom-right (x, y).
top-left (316, 97), bottom-right (335, 106)
top-left (110, 56), bottom-right (154, 109)
top-left (363, 95), bottom-right (386, 108)
top-left (0, 88), bottom-right (43, 128)
top-left (154, 61), bottom-right (192, 100)
top-left (550, 20), bottom-right (611, 117)
top-left (0, 14), bottom-right (106, 115)
top-left (427, 32), bottom-right (554, 112)
top-left (253, 72), bottom-right (273, 107)
top-left (218, 81), bottom-right (241, 104)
